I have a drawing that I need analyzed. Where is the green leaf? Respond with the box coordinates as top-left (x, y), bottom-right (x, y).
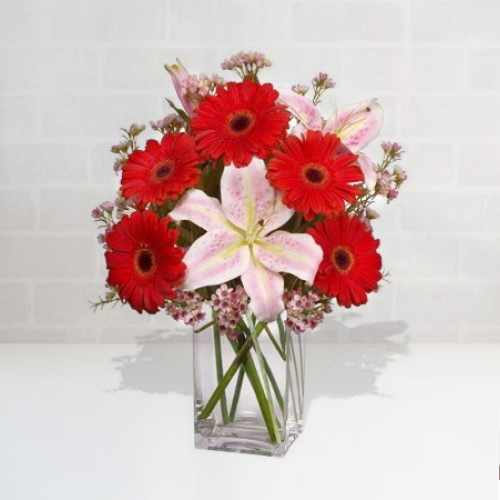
top-left (165, 98), bottom-right (190, 123)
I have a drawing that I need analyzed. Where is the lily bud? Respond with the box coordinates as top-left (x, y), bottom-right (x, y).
top-left (165, 58), bottom-right (193, 115)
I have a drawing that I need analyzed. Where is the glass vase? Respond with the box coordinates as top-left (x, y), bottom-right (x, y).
top-left (193, 311), bottom-right (305, 457)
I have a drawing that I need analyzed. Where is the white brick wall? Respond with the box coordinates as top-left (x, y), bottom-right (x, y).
top-left (0, 0), bottom-right (499, 343)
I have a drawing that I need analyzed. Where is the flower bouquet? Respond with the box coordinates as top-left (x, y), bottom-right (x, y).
top-left (92, 51), bottom-right (406, 456)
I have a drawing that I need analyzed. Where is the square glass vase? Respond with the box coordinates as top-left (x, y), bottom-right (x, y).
top-left (193, 311), bottom-right (305, 457)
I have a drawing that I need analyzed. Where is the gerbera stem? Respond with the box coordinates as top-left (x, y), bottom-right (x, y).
top-left (260, 345), bottom-right (285, 415)
top-left (264, 324), bottom-right (286, 361)
top-left (198, 322), bottom-right (265, 420)
top-left (292, 213), bottom-right (303, 232)
top-left (277, 315), bottom-right (287, 354)
top-left (229, 366), bottom-right (245, 422)
top-left (229, 334), bottom-right (280, 443)
top-left (278, 316), bottom-right (299, 422)
top-left (297, 333), bottom-right (306, 411)
top-left (285, 333), bottom-right (300, 423)
top-left (288, 328), bottom-right (304, 414)
top-left (212, 316), bottom-right (229, 424)
top-left (194, 320), bottom-right (215, 334)
top-left (247, 315), bottom-right (282, 444)
top-left (240, 322), bottom-right (285, 413)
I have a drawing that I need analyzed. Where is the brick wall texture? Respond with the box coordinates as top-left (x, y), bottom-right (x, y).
top-left (1, 0), bottom-right (499, 342)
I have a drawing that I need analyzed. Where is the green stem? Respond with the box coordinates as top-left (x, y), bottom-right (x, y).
top-left (238, 322), bottom-right (285, 417)
top-left (198, 322), bottom-right (265, 420)
top-left (248, 317), bottom-right (281, 444)
top-left (261, 354), bottom-right (285, 415)
top-left (288, 331), bottom-right (303, 414)
top-left (292, 213), bottom-right (304, 232)
top-left (277, 315), bottom-right (287, 355)
top-left (279, 316), bottom-right (300, 422)
top-left (194, 320), bottom-right (215, 334)
top-left (264, 325), bottom-right (286, 361)
top-left (212, 317), bottom-right (229, 424)
top-left (229, 366), bottom-right (245, 422)
top-left (230, 335), bottom-right (280, 443)
top-left (285, 333), bottom-right (300, 423)
top-left (297, 333), bottom-right (305, 398)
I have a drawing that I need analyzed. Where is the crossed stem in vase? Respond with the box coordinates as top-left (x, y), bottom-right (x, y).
top-left (195, 314), bottom-right (304, 444)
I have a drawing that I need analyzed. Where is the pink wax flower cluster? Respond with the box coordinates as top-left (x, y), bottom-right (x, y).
top-left (180, 73), bottom-right (224, 109)
top-left (150, 113), bottom-right (184, 134)
top-left (312, 72), bottom-right (336, 90)
top-left (91, 201), bottom-right (115, 247)
top-left (381, 141), bottom-right (403, 159)
top-left (211, 285), bottom-right (249, 340)
top-left (91, 201), bottom-right (113, 220)
top-left (375, 142), bottom-right (407, 202)
top-left (165, 290), bottom-right (206, 327)
top-left (283, 290), bottom-right (332, 334)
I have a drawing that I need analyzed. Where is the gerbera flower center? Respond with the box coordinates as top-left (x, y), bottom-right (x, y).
top-left (151, 160), bottom-right (175, 183)
top-left (332, 246), bottom-right (354, 273)
top-left (303, 163), bottom-right (328, 185)
top-left (227, 110), bottom-right (256, 136)
top-left (134, 248), bottom-right (157, 277)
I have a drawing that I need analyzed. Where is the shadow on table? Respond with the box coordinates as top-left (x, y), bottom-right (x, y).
top-left (112, 320), bottom-right (408, 406)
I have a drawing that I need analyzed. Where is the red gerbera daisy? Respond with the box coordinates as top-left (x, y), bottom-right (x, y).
top-left (267, 131), bottom-right (363, 220)
top-left (121, 133), bottom-right (200, 205)
top-left (308, 213), bottom-right (382, 307)
top-left (105, 210), bottom-right (186, 314)
top-left (191, 80), bottom-right (290, 167)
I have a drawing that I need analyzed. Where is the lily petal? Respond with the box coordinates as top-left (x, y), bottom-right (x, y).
top-left (317, 92), bottom-right (337, 122)
top-left (358, 153), bottom-right (378, 191)
top-left (241, 260), bottom-right (284, 322)
top-left (169, 189), bottom-right (230, 232)
top-left (255, 231), bottom-right (323, 284)
top-left (278, 91), bottom-right (323, 130)
top-left (260, 194), bottom-right (294, 236)
top-left (324, 98), bottom-right (383, 152)
top-left (290, 123), bottom-right (307, 137)
top-left (181, 230), bottom-right (250, 290)
top-left (221, 159), bottom-right (292, 232)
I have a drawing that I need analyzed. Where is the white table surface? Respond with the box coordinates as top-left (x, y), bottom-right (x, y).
top-left (1, 339), bottom-right (499, 500)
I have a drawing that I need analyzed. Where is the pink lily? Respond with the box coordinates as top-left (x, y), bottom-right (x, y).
top-left (279, 92), bottom-right (383, 188)
top-left (169, 159), bottom-right (323, 321)
top-left (278, 91), bottom-right (323, 132)
top-left (323, 98), bottom-right (384, 153)
top-left (165, 58), bottom-right (193, 115)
